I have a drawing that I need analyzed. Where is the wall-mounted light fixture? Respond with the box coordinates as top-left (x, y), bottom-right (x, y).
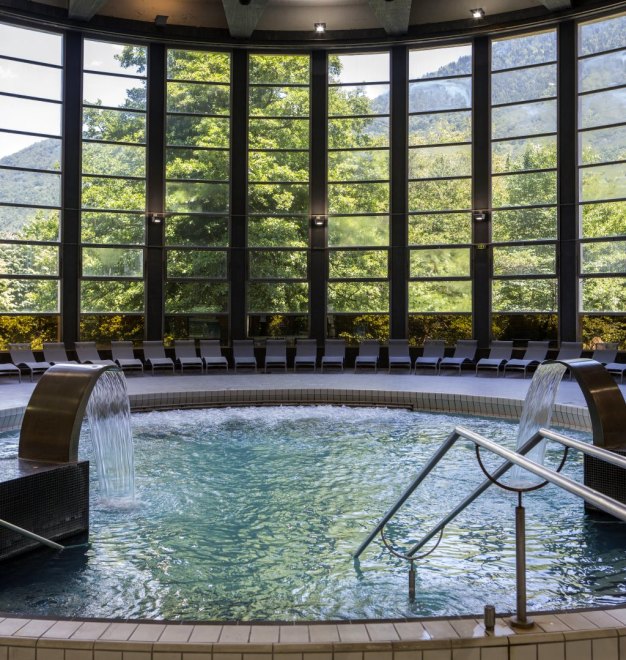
top-left (147, 213), bottom-right (164, 224)
top-left (154, 14), bottom-right (168, 26)
top-left (472, 210), bottom-right (488, 222)
top-left (312, 215), bottom-right (327, 227)
top-left (314, 22), bottom-right (326, 33)
top-left (470, 7), bottom-right (485, 18)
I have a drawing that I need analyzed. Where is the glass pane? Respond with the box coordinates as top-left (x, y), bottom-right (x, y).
top-left (579, 88), bottom-right (626, 130)
top-left (165, 281), bottom-right (228, 313)
top-left (80, 314), bottom-right (144, 343)
top-left (492, 64), bottom-right (556, 105)
top-left (409, 46), bottom-right (472, 79)
top-left (329, 250), bottom-right (387, 278)
top-left (249, 86), bottom-right (309, 116)
top-left (329, 53), bottom-right (389, 84)
top-left (82, 142), bottom-right (145, 177)
top-left (83, 73), bottom-right (146, 110)
top-left (581, 241), bottom-right (626, 274)
top-left (581, 277), bottom-right (626, 311)
top-left (249, 250), bottom-right (307, 279)
top-left (581, 201), bottom-right (626, 239)
top-left (579, 15), bottom-right (626, 56)
top-left (82, 247), bottom-right (143, 277)
top-left (492, 32), bottom-right (556, 70)
top-left (328, 85), bottom-right (389, 115)
top-left (249, 151), bottom-right (308, 182)
top-left (328, 182), bottom-right (388, 214)
top-left (410, 248), bottom-right (470, 277)
top-left (248, 183), bottom-right (308, 214)
top-left (83, 107), bottom-right (146, 143)
top-left (0, 170), bottom-right (61, 206)
top-left (0, 314), bottom-right (59, 351)
top-left (81, 212), bottom-right (145, 245)
top-left (81, 280), bottom-right (143, 313)
top-left (0, 135), bottom-right (61, 170)
top-left (167, 82), bottom-right (230, 115)
top-left (248, 314), bottom-right (308, 338)
top-left (492, 313), bottom-right (558, 342)
top-left (166, 148), bottom-right (229, 181)
top-left (409, 112), bottom-right (471, 145)
top-left (579, 50), bottom-right (626, 94)
top-left (409, 78), bottom-right (472, 113)
top-left (580, 314), bottom-right (626, 349)
top-left (329, 117), bottom-right (389, 149)
top-left (249, 118), bottom-right (309, 149)
top-left (167, 249), bottom-right (227, 278)
top-left (492, 100), bottom-right (557, 139)
top-left (408, 281), bottom-right (471, 312)
top-left (0, 96), bottom-right (61, 135)
top-left (165, 314), bottom-right (228, 343)
top-left (492, 171), bottom-right (557, 208)
top-left (327, 282), bottom-right (388, 313)
top-left (328, 150), bottom-right (389, 181)
top-left (327, 313), bottom-right (389, 343)
top-left (409, 144), bottom-right (471, 179)
top-left (328, 216), bottom-right (389, 247)
top-left (249, 54), bottom-right (310, 85)
top-left (248, 282), bottom-right (308, 313)
top-left (84, 41), bottom-right (146, 75)
top-left (0, 244), bottom-right (58, 276)
top-left (248, 216), bottom-right (308, 248)
top-left (166, 116), bottom-right (229, 148)
top-left (493, 245), bottom-right (555, 276)
top-left (408, 179), bottom-right (471, 212)
top-left (579, 125), bottom-right (626, 165)
top-left (166, 182), bottom-right (229, 213)
top-left (408, 314), bottom-right (472, 346)
top-left (0, 278), bottom-right (58, 312)
top-left (580, 163), bottom-right (626, 202)
top-left (492, 279), bottom-right (557, 311)
top-left (0, 58), bottom-right (62, 100)
top-left (0, 24), bottom-right (62, 65)
top-left (408, 213), bottom-right (471, 245)
top-left (491, 208), bottom-right (557, 242)
top-left (0, 207), bottom-right (60, 241)
top-left (165, 215), bottom-right (229, 247)
top-left (82, 177), bottom-right (145, 211)
top-left (492, 136), bottom-right (557, 173)
top-left (167, 50), bottom-right (230, 83)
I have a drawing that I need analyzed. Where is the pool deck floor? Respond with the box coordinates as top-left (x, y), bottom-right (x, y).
top-left (0, 370), bottom-right (625, 660)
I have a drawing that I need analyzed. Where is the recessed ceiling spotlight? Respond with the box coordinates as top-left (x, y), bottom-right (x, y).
top-left (154, 14), bottom-right (168, 26)
top-left (470, 7), bottom-right (485, 19)
top-left (314, 22), bottom-right (326, 33)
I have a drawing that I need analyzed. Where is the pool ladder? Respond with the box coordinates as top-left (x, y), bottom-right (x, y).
top-left (354, 426), bottom-right (626, 628)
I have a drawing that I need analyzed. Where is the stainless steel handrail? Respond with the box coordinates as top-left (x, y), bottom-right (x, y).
top-left (0, 518), bottom-right (64, 550)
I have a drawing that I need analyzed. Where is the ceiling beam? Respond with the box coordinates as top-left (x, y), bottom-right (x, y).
top-left (67, 0), bottom-right (108, 20)
top-left (539, 0), bottom-right (572, 9)
top-left (222, 0), bottom-right (269, 38)
top-left (367, 0), bottom-right (413, 36)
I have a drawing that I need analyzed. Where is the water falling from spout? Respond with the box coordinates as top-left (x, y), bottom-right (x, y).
top-left (86, 369), bottom-right (135, 501)
top-left (510, 361), bottom-right (568, 486)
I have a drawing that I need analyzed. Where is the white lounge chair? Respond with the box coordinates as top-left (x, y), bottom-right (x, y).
top-left (42, 342), bottom-right (77, 365)
top-left (143, 341), bottom-right (175, 375)
top-left (605, 361), bottom-right (626, 383)
top-left (321, 339), bottom-right (345, 372)
top-left (294, 338), bottom-right (317, 372)
top-left (75, 341), bottom-right (116, 366)
top-left (174, 340), bottom-right (204, 374)
top-left (9, 343), bottom-right (51, 381)
top-left (552, 341), bottom-right (583, 380)
top-left (438, 340), bottom-right (478, 375)
top-left (199, 340), bottom-right (228, 372)
top-left (233, 340), bottom-right (257, 372)
top-left (590, 342), bottom-right (618, 365)
top-left (265, 339), bottom-right (287, 372)
top-left (475, 341), bottom-right (513, 376)
top-left (387, 339), bottom-right (411, 372)
top-left (0, 362), bottom-right (21, 383)
top-left (414, 339), bottom-right (445, 374)
top-left (355, 340), bottom-right (379, 373)
top-left (111, 341), bottom-right (144, 374)
top-left (503, 340), bottom-right (550, 378)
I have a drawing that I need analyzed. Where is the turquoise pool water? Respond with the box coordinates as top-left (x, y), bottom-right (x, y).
top-left (0, 406), bottom-right (624, 621)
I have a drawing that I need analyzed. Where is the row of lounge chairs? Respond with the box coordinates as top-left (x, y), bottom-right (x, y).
top-left (1, 338), bottom-right (625, 382)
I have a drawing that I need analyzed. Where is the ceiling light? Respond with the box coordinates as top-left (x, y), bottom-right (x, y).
top-left (314, 22), bottom-right (326, 33)
top-left (470, 7), bottom-right (485, 19)
top-left (154, 14), bottom-right (168, 26)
